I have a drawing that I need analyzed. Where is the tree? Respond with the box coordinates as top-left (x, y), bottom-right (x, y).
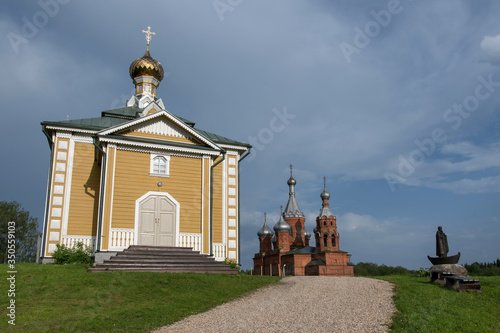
top-left (0, 201), bottom-right (38, 263)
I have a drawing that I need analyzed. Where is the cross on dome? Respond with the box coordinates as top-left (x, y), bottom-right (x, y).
top-left (142, 26), bottom-right (156, 45)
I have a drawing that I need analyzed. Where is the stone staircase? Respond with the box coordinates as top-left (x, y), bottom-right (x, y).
top-left (89, 245), bottom-right (238, 274)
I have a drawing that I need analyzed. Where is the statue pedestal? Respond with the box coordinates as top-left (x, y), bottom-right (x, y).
top-left (430, 264), bottom-right (467, 276)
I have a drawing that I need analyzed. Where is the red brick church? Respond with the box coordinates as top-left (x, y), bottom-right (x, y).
top-left (253, 166), bottom-right (354, 276)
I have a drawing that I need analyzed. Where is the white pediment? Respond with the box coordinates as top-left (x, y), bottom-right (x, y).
top-left (131, 119), bottom-right (193, 140)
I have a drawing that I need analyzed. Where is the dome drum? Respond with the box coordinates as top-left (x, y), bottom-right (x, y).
top-left (129, 48), bottom-right (164, 98)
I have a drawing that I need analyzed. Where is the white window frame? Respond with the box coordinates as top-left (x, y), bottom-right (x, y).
top-left (150, 154), bottom-right (170, 177)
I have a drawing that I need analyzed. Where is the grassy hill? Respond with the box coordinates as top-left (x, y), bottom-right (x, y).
top-left (380, 275), bottom-right (500, 332)
top-left (1, 264), bottom-right (499, 332)
top-left (0, 263), bottom-right (280, 332)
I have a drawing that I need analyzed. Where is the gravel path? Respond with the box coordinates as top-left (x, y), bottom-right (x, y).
top-left (154, 276), bottom-right (396, 333)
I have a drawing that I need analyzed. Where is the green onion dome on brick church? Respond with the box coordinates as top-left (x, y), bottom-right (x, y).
top-left (129, 26), bottom-right (164, 98)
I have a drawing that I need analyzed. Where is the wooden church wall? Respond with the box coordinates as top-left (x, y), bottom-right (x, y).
top-left (111, 149), bottom-right (203, 234)
top-left (67, 142), bottom-right (99, 237)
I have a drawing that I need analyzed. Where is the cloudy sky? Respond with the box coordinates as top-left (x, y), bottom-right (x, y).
top-left (1, 0), bottom-right (499, 270)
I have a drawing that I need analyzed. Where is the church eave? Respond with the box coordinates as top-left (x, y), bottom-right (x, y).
top-left (99, 134), bottom-right (221, 156)
top-left (195, 129), bottom-right (252, 149)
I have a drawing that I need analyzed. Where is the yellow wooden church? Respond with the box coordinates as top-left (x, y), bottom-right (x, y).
top-left (40, 28), bottom-right (250, 263)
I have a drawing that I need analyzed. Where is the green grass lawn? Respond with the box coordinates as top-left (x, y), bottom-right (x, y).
top-left (2, 265), bottom-right (499, 332)
top-left (0, 263), bottom-right (280, 332)
top-left (380, 275), bottom-right (500, 333)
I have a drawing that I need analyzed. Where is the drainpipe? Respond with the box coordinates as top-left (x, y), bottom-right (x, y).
top-left (209, 150), bottom-right (226, 257)
top-left (237, 148), bottom-right (251, 265)
top-left (41, 125), bottom-right (54, 261)
top-left (93, 136), bottom-right (107, 253)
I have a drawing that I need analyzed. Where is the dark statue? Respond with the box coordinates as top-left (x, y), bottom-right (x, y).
top-left (428, 226), bottom-right (460, 265)
top-left (436, 226), bottom-right (449, 257)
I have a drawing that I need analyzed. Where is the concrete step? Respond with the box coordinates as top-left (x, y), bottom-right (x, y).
top-left (89, 267), bottom-right (238, 274)
top-left (118, 251), bottom-right (211, 258)
top-left (107, 256), bottom-right (217, 264)
top-left (90, 245), bottom-right (237, 275)
top-left (94, 263), bottom-right (233, 269)
top-left (125, 245), bottom-right (194, 252)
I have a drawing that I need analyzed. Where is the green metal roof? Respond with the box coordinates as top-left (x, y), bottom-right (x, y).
top-left (306, 259), bottom-right (326, 266)
top-left (41, 116), bottom-right (129, 131)
top-left (101, 106), bottom-right (142, 119)
top-left (196, 128), bottom-right (251, 148)
top-left (41, 106), bottom-right (250, 148)
top-left (286, 246), bottom-right (317, 255)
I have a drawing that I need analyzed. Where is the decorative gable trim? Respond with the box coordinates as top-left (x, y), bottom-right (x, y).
top-left (98, 111), bottom-right (221, 151)
top-left (130, 119), bottom-right (194, 141)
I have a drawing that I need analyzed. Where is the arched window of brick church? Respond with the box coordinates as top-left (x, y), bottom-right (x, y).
top-left (323, 234), bottom-right (328, 247)
top-left (330, 221), bottom-right (333, 226)
top-left (331, 234), bottom-right (336, 246)
top-left (323, 221), bottom-right (326, 226)
top-left (297, 226), bottom-right (301, 237)
top-left (289, 228), bottom-right (293, 237)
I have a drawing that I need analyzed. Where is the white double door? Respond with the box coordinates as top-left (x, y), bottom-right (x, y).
top-left (138, 195), bottom-right (176, 246)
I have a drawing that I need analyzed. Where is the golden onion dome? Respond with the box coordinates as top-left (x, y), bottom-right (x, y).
top-left (129, 48), bottom-right (164, 82)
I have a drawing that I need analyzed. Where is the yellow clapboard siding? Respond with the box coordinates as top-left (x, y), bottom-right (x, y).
top-left (111, 150), bottom-right (202, 233)
top-left (67, 143), bottom-right (99, 236)
top-left (212, 157), bottom-right (223, 243)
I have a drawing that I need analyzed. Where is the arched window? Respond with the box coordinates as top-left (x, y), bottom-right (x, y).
top-left (330, 221), bottom-right (333, 226)
top-left (323, 221), bottom-right (326, 226)
top-left (289, 227), bottom-right (293, 237)
top-left (153, 156), bottom-right (167, 174)
top-left (297, 226), bottom-right (301, 237)
top-left (331, 234), bottom-right (336, 247)
top-left (323, 234), bottom-right (328, 247)
top-left (150, 154), bottom-right (170, 177)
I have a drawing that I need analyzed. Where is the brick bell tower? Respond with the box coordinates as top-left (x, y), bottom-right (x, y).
top-left (283, 164), bottom-right (308, 249)
top-left (315, 177), bottom-right (339, 252)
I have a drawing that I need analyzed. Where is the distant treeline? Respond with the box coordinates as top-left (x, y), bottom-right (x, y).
top-left (464, 259), bottom-right (500, 276)
top-left (353, 259), bottom-right (500, 277)
top-left (353, 262), bottom-right (414, 276)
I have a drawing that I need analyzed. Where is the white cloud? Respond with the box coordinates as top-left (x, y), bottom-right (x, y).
top-left (340, 212), bottom-right (390, 232)
top-left (387, 141), bottom-right (500, 194)
top-left (480, 34), bottom-right (500, 65)
top-left (425, 175), bottom-right (500, 194)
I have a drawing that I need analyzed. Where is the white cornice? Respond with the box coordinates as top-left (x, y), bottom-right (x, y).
top-left (117, 145), bottom-right (201, 159)
top-left (219, 144), bottom-right (249, 152)
top-left (72, 134), bottom-right (93, 143)
top-left (46, 126), bottom-right (98, 135)
top-left (99, 136), bottom-right (220, 156)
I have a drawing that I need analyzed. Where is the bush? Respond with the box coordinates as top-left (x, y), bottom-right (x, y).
top-left (52, 242), bottom-right (92, 265)
top-left (353, 262), bottom-right (414, 276)
top-left (222, 258), bottom-right (240, 270)
top-left (415, 268), bottom-right (430, 277)
top-left (464, 259), bottom-right (500, 276)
